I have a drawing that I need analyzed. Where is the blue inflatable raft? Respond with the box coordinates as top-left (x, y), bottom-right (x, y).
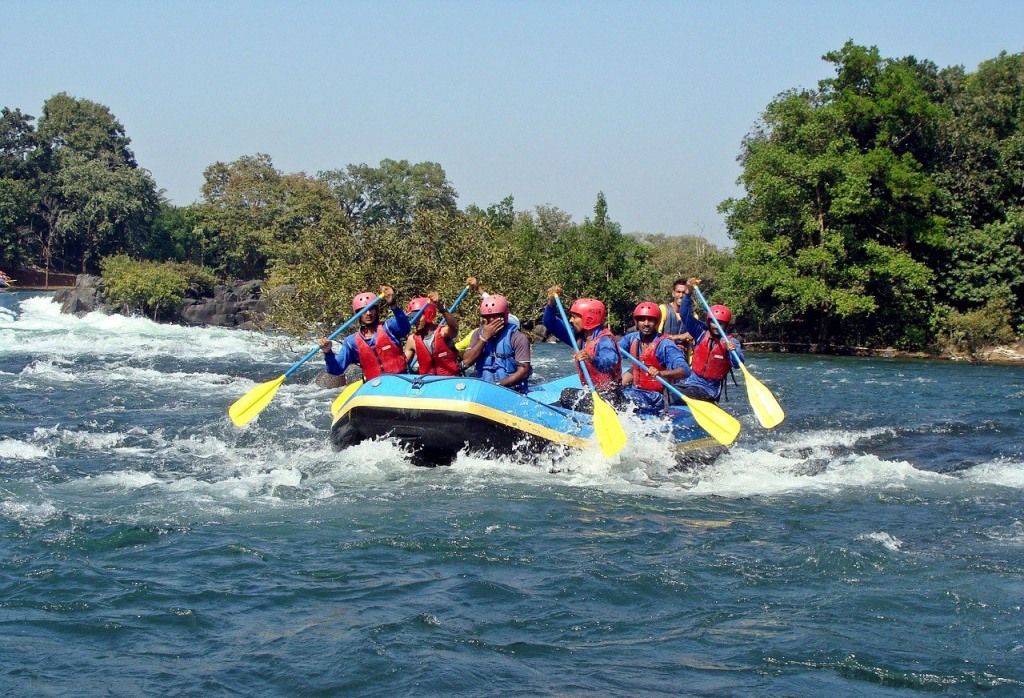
top-left (329, 373), bottom-right (724, 466)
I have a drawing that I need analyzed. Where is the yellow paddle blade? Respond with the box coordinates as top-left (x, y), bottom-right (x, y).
top-left (591, 390), bottom-right (627, 457)
top-left (228, 374), bottom-right (286, 427)
top-left (330, 379), bottom-right (364, 416)
top-left (681, 395), bottom-right (741, 446)
top-left (739, 362), bottom-right (785, 428)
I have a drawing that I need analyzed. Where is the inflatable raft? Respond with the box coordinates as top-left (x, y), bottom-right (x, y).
top-left (329, 373), bottom-right (725, 466)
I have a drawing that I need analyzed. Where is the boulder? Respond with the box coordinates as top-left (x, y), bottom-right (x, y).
top-left (54, 275), bottom-right (108, 316)
top-left (180, 279), bottom-right (269, 328)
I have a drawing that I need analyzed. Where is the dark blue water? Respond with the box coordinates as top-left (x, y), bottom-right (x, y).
top-left (2, 293), bottom-right (1023, 695)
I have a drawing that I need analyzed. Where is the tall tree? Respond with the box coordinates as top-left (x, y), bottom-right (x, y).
top-left (550, 193), bottom-right (654, 329)
top-left (31, 93), bottom-right (158, 274)
top-left (318, 159), bottom-right (458, 229)
top-left (198, 153), bottom-right (344, 279)
top-left (0, 108), bottom-right (41, 266)
top-left (721, 42), bottom-right (949, 347)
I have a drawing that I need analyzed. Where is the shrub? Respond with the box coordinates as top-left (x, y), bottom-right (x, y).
top-left (938, 297), bottom-right (1018, 358)
top-left (100, 255), bottom-right (191, 321)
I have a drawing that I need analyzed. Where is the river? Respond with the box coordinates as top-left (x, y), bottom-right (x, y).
top-left (2, 292), bottom-right (1023, 695)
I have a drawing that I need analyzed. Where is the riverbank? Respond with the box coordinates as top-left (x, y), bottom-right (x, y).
top-left (743, 340), bottom-right (1024, 365)
top-left (0, 267), bottom-right (77, 290)
top-left (20, 274), bottom-right (1024, 364)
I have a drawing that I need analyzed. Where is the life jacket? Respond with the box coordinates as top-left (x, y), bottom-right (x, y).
top-left (659, 302), bottom-right (685, 336)
top-left (354, 324), bottom-right (407, 379)
top-left (413, 327), bottom-right (460, 376)
top-left (690, 331), bottom-right (732, 381)
top-left (628, 335), bottom-right (669, 392)
top-left (578, 327), bottom-right (621, 389)
top-left (475, 326), bottom-right (530, 394)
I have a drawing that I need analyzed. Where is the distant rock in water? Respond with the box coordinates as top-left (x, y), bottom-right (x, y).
top-left (55, 274), bottom-right (272, 330)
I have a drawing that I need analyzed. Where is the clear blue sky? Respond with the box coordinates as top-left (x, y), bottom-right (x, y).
top-left (4, 1), bottom-right (1023, 246)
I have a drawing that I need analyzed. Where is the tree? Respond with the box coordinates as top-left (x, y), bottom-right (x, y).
top-left (30, 94), bottom-right (159, 275)
top-left (635, 232), bottom-right (730, 301)
top-left (144, 201), bottom-right (203, 263)
top-left (549, 193), bottom-right (654, 329)
top-left (0, 108), bottom-right (41, 266)
top-left (318, 159), bottom-right (458, 229)
top-left (265, 207), bottom-right (532, 337)
top-left (197, 154), bottom-right (343, 279)
top-left (721, 42), bottom-right (949, 347)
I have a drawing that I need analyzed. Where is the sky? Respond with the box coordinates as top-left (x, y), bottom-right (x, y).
top-left (4, 1), bottom-right (1024, 247)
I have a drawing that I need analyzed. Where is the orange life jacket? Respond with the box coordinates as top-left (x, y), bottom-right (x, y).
top-left (413, 328), bottom-right (459, 376)
top-left (577, 327), bottom-right (621, 389)
top-left (629, 335), bottom-right (669, 391)
top-left (690, 332), bottom-right (732, 381)
top-left (354, 324), bottom-right (407, 379)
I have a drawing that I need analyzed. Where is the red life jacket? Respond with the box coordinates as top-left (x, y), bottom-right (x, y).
top-left (690, 332), bottom-right (732, 381)
top-left (577, 327), bottom-right (621, 389)
top-left (354, 324), bottom-right (407, 379)
top-left (413, 328), bottom-right (459, 376)
top-left (629, 335), bottom-right (669, 391)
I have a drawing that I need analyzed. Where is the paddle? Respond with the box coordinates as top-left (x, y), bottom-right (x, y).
top-left (620, 350), bottom-right (740, 446)
top-left (691, 285), bottom-right (785, 428)
top-left (332, 285), bottom-right (473, 415)
top-left (228, 297), bottom-right (382, 426)
top-left (438, 285), bottom-right (471, 327)
top-left (553, 295), bottom-right (627, 457)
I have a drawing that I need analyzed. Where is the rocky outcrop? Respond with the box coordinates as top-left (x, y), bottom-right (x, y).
top-left (54, 275), bottom-right (106, 315)
top-left (180, 280), bottom-right (269, 330)
top-left (54, 274), bottom-right (272, 330)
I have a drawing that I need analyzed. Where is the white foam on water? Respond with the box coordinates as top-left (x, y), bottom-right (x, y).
top-left (30, 425), bottom-right (128, 452)
top-left (958, 458), bottom-right (1024, 490)
top-left (857, 531), bottom-right (904, 552)
top-left (0, 437), bottom-right (51, 460)
top-left (0, 499), bottom-right (61, 527)
top-left (0, 296), bottom-right (288, 363)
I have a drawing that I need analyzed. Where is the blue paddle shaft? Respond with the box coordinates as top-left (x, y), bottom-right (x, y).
top-left (438, 285), bottom-right (471, 327)
top-left (620, 349), bottom-right (685, 400)
top-left (284, 296), bottom-right (382, 378)
top-left (553, 295), bottom-right (598, 393)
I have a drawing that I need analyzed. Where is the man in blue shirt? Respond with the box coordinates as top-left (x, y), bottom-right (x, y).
top-left (319, 285), bottom-right (411, 379)
top-left (542, 285), bottom-right (623, 410)
top-left (619, 302), bottom-right (691, 414)
top-left (677, 278), bottom-right (744, 402)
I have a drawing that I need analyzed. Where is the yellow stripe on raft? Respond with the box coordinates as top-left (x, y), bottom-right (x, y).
top-left (332, 395), bottom-right (593, 449)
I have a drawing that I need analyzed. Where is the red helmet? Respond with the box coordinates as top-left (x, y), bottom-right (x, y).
top-left (406, 297), bottom-right (436, 323)
top-left (480, 294), bottom-right (509, 317)
top-left (708, 304), bottom-right (732, 326)
top-left (633, 302), bottom-right (661, 321)
top-left (570, 298), bottom-right (606, 330)
top-left (352, 292), bottom-right (377, 313)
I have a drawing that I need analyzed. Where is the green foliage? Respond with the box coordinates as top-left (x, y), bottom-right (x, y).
top-left (318, 159), bottom-right (458, 229)
top-left (2, 94), bottom-right (160, 275)
top-left (634, 232), bottom-right (731, 301)
top-left (938, 297), bottom-right (1018, 357)
top-left (0, 107), bottom-right (42, 266)
top-left (722, 41), bottom-right (953, 348)
top-left (145, 201), bottom-right (203, 263)
top-left (946, 209), bottom-right (1024, 313)
top-left (546, 193), bottom-right (654, 329)
top-left (196, 154), bottom-right (344, 279)
top-left (265, 207), bottom-right (530, 337)
top-left (100, 255), bottom-right (189, 321)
